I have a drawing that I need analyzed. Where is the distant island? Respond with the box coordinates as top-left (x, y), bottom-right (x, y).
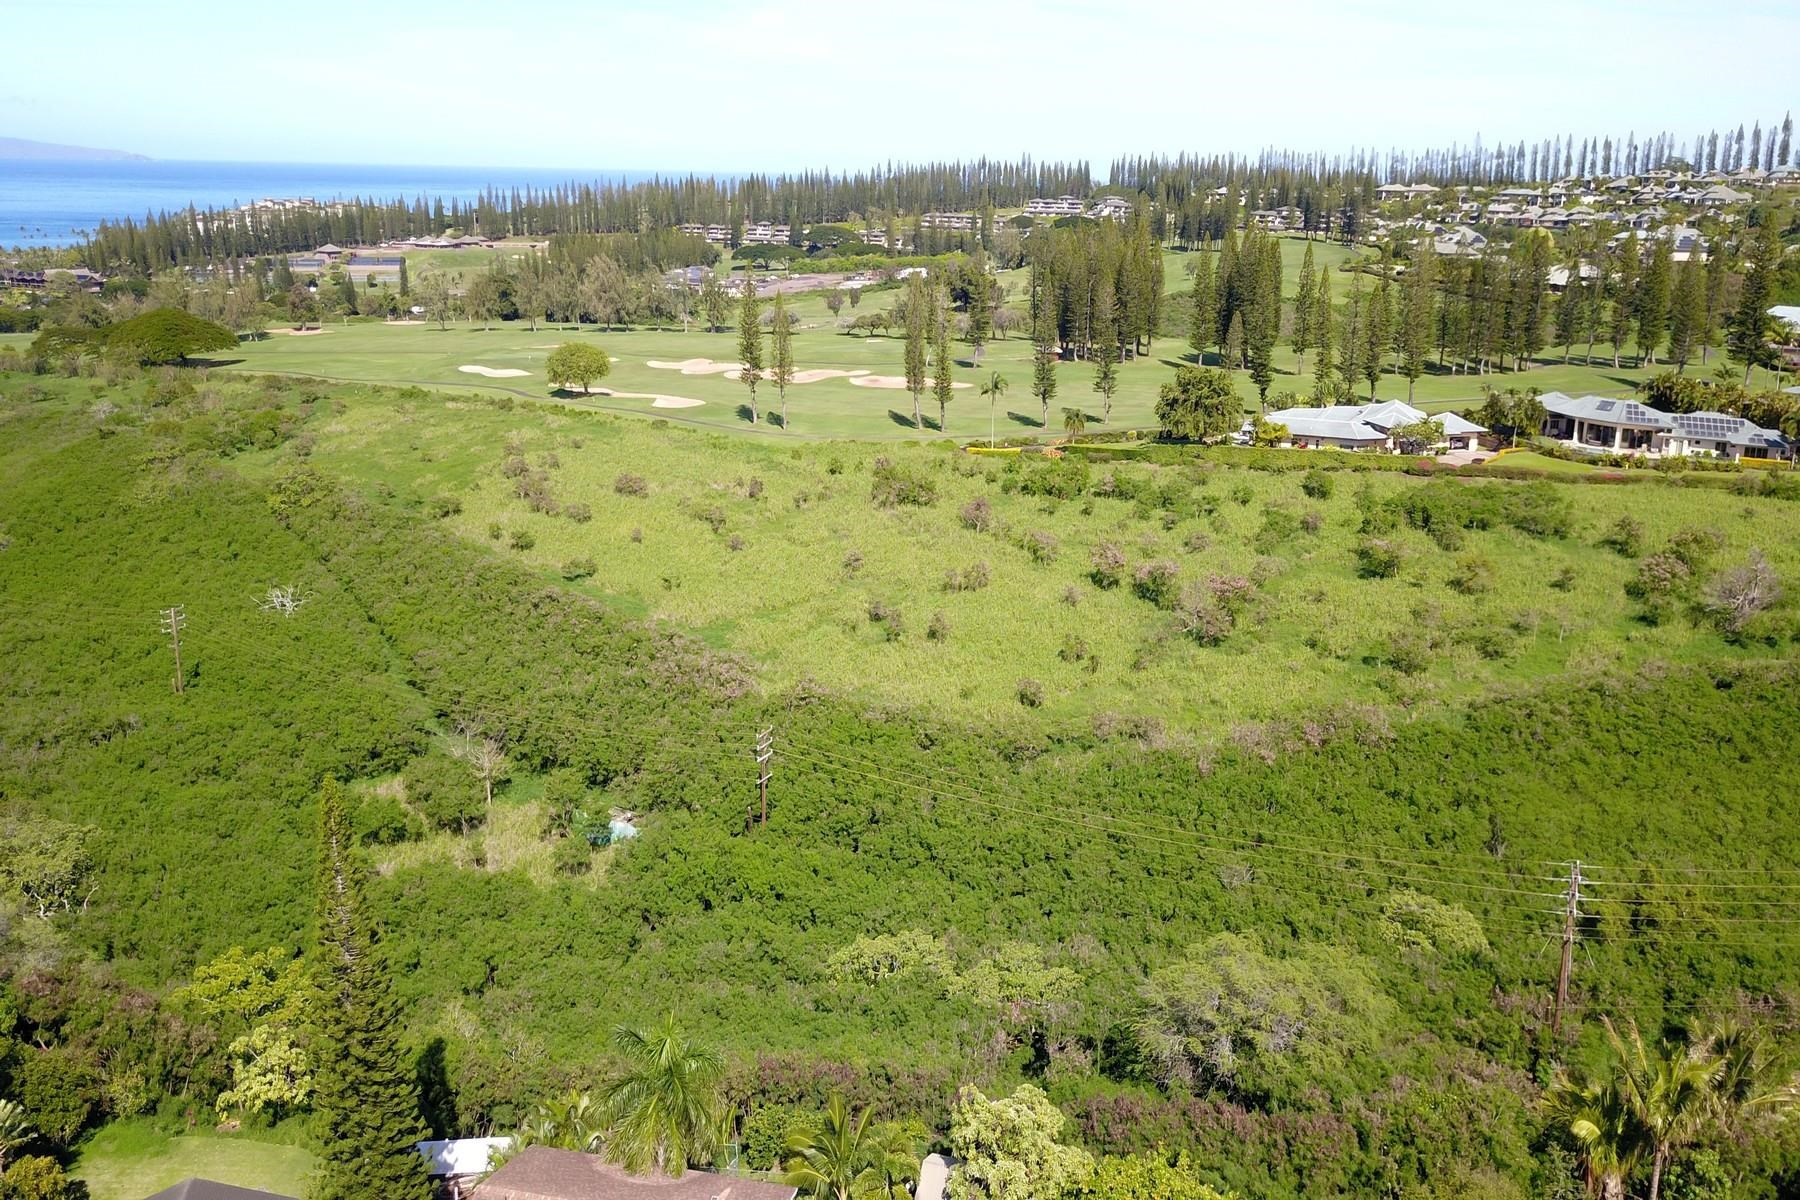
top-left (0, 136), bottom-right (149, 162)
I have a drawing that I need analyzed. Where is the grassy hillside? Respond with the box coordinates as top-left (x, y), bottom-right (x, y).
top-left (231, 384), bottom-right (1800, 734)
top-left (2, 370), bottom-right (1797, 1197)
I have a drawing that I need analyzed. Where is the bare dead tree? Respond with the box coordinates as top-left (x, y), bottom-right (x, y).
top-left (1703, 549), bottom-right (1781, 635)
top-left (452, 726), bottom-right (509, 807)
top-left (257, 584), bottom-right (309, 617)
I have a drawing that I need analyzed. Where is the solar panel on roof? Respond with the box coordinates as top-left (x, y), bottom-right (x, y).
top-left (1595, 400), bottom-right (1616, 412)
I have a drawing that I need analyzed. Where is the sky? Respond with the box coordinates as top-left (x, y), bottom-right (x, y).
top-left (3, 0), bottom-right (1797, 172)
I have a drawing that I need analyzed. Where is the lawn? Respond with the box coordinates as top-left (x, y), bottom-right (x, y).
top-left (1474, 449), bottom-right (1604, 475)
top-left (73, 1120), bottom-right (313, 1200)
top-left (179, 308), bottom-right (1680, 445)
top-left (237, 385), bottom-right (1799, 735)
top-left (0, 229), bottom-right (1711, 443)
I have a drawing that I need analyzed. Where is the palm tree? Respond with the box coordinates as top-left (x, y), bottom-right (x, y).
top-left (601, 1013), bottom-right (723, 1177)
top-left (783, 1093), bottom-right (885, 1200)
top-left (0, 1099), bottom-right (31, 1172)
top-left (1062, 407), bottom-right (1087, 438)
top-left (858, 1122), bottom-right (920, 1200)
top-left (1602, 1018), bottom-right (1717, 1200)
top-left (520, 1090), bottom-right (604, 1152)
top-left (1543, 1069), bottom-right (1644, 1200)
top-left (979, 371), bottom-right (1009, 449)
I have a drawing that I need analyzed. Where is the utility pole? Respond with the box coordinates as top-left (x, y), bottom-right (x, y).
top-left (160, 605), bottom-right (186, 695)
top-left (1552, 860), bottom-right (1582, 1037)
top-left (755, 727), bottom-right (774, 826)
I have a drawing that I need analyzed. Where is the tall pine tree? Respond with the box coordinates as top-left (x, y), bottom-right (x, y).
top-left (1292, 242), bottom-right (1316, 374)
top-left (904, 272), bottom-right (928, 430)
top-left (1188, 253), bottom-right (1216, 366)
top-left (310, 779), bottom-right (432, 1200)
top-left (1633, 239), bottom-right (1672, 366)
top-left (1666, 257), bottom-right (1704, 373)
top-left (737, 278), bottom-right (763, 424)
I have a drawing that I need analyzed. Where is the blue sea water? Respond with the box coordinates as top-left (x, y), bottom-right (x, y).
top-left (0, 160), bottom-right (670, 249)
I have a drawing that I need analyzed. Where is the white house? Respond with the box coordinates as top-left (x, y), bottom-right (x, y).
top-left (1257, 399), bottom-right (1486, 452)
top-left (1660, 411), bottom-right (1790, 461)
top-left (417, 1137), bottom-right (513, 1200)
top-left (1538, 392), bottom-right (1673, 453)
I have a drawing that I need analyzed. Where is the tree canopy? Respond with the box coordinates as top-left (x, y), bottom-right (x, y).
top-left (545, 342), bottom-right (612, 394)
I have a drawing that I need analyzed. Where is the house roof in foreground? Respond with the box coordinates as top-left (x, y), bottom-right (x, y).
top-left (474, 1146), bottom-right (796, 1200)
top-left (143, 1180), bottom-right (298, 1200)
top-left (1537, 392), bottom-right (1675, 429)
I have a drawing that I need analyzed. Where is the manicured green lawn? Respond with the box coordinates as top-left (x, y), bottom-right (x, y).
top-left (178, 310), bottom-right (1679, 445)
top-left (73, 1120), bottom-right (313, 1200)
top-left (1474, 449), bottom-right (1604, 475)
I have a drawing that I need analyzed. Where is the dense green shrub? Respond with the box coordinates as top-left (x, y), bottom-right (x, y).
top-left (1132, 560), bottom-right (1181, 608)
top-left (356, 793), bottom-right (423, 846)
top-left (13, 1051), bottom-right (99, 1145)
top-left (1598, 515), bottom-right (1645, 558)
top-left (406, 754), bottom-right (485, 833)
top-left (870, 459), bottom-right (937, 507)
top-left (1390, 482), bottom-right (1572, 540)
top-left (1356, 539), bottom-right (1403, 579)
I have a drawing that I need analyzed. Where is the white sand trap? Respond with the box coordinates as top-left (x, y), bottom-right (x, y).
top-left (789, 368), bottom-right (871, 384)
top-left (278, 327), bottom-right (331, 336)
top-left (647, 359), bottom-right (872, 386)
top-left (459, 365), bottom-right (531, 378)
top-left (849, 374), bottom-right (971, 390)
top-left (646, 358), bottom-right (743, 376)
top-left (587, 387), bottom-right (706, 409)
top-left (385, 319), bottom-right (425, 325)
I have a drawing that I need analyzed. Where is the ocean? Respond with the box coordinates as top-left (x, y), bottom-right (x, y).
top-left (0, 160), bottom-right (671, 249)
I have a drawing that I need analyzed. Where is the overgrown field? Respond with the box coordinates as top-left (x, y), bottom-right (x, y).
top-left (3, 370), bottom-right (1798, 1198)
top-left (238, 382), bottom-right (1800, 734)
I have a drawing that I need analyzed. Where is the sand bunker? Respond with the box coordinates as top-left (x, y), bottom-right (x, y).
top-left (849, 374), bottom-right (971, 390)
top-left (588, 387), bottom-right (706, 409)
top-left (790, 368), bottom-right (871, 384)
top-left (646, 358), bottom-right (742, 375)
top-left (278, 327), bottom-right (331, 336)
top-left (459, 365), bottom-right (531, 378)
top-left (646, 359), bottom-right (872, 385)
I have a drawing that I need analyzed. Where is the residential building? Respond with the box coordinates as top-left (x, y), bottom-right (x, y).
top-left (419, 1137), bottom-right (514, 1200)
top-left (919, 211), bottom-right (975, 231)
top-left (1024, 195), bottom-right (1085, 217)
top-left (1697, 184), bottom-right (1752, 207)
top-left (1431, 228), bottom-right (1488, 257)
top-left (1087, 196), bottom-right (1133, 221)
top-left (739, 222), bottom-right (792, 245)
top-left (142, 1182), bottom-right (297, 1200)
top-left (1661, 411), bottom-right (1790, 461)
top-left (472, 1146), bottom-right (796, 1200)
top-left (1255, 399), bottom-right (1486, 452)
top-left (1538, 392), bottom-right (1674, 453)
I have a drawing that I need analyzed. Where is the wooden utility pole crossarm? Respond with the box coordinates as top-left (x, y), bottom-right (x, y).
top-left (755, 727), bottom-right (774, 826)
top-left (1551, 860), bottom-right (1582, 1036)
top-left (159, 604), bottom-right (186, 694)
